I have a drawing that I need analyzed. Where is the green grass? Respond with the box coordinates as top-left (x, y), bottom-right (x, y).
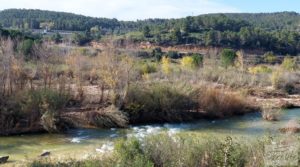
top-left (28, 132), bottom-right (282, 167)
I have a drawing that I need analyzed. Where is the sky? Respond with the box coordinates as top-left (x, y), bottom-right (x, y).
top-left (0, 0), bottom-right (299, 20)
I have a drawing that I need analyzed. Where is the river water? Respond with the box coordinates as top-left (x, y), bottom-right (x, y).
top-left (0, 109), bottom-right (299, 166)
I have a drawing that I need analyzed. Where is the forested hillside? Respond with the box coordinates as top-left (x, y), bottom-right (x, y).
top-left (1, 9), bottom-right (300, 55)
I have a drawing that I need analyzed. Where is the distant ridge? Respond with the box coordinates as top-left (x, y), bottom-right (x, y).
top-left (0, 9), bottom-right (299, 31)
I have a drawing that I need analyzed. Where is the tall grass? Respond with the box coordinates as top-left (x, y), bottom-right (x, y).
top-left (197, 87), bottom-right (255, 117)
top-left (0, 89), bottom-right (70, 135)
top-left (123, 82), bottom-right (256, 123)
top-left (29, 133), bottom-right (269, 167)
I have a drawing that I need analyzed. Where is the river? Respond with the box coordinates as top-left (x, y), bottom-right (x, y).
top-left (0, 109), bottom-right (299, 166)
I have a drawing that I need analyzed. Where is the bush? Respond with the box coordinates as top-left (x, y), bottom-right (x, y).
top-left (0, 89), bottom-right (70, 134)
top-left (248, 65), bottom-right (272, 74)
top-left (263, 52), bottom-right (277, 64)
top-left (140, 62), bottom-right (157, 75)
top-left (136, 51), bottom-right (150, 58)
top-left (24, 89), bottom-right (70, 112)
top-left (161, 56), bottom-right (171, 74)
top-left (181, 56), bottom-right (194, 69)
top-left (191, 53), bottom-right (203, 67)
top-left (281, 56), bottom-right (297, 71)
top-left (271, 69), bottom-right (283, 89)
top-left (197, 87), bottom-right (253, 117)
top-left (72, 32), bottom-right (92, 46)
top-left (181, 54), bottom-right (203, 69)
top-left (114, 138), bottom-right (154, 167)
top-left (152, 47), bottom-right (163, 61)
top-left (220, 49), bottom-right (237, 69)
top-left (29, 134), bottom-right (270, 167)
top-left (123, 83), bottom-right (197, 123)
top-left (20, 39), bottom-right (34, 60)
top-left (167, 51), bottom-right (180, 59)
top-left (51, 32), bottom-right (62, 44)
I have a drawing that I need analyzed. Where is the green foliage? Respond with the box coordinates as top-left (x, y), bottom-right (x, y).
top-left (0, 89), bottom-right (70, 133)
top-left (51, 32), bottom-right (62, 44)
top-left (170, 27), bottom-right (182, 44)
top-left (72, 32), bottom-right (92, 46)
top-left (124, 83), bottom-right (196, 123)
top-left (191, 53), bottom-right (203, 67)
top-left (90, 25), bottom-right (101, 40)
top-left (181, 54), bottom-right (203, 69)
top-left (1, 9), bottom-right (300, 54)
top-left (23, 89), bottom-right (69, 113)
top-left (114, 139), bottom-right (154, 167)
top-left (20, 39), bottom-right (34, 59)
top-left (29, 134), bottom-right (268, 167)
top-left (220, 49), bottom-right (237, 68)
top-left (167, 51), bottom-right (180, 59)
top-left (152, 47), bottom-right (163, 61)
top-left (143, 25), bottom-right (151, 38)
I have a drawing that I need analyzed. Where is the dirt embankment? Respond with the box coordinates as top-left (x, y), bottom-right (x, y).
top-left (1, 85), bottom-right (299, 136)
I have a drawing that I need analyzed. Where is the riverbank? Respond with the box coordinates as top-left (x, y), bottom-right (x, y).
top-left (1, 108), bottom-right (300, 166)
top-left (25, 129), bottom-right (300, 167)
top-left (1, 83), bottom-right (300, 137)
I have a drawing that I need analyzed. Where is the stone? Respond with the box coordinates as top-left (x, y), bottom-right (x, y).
top-left (40, 151), bottom-right (51, 157)
top-left (0, 156), bottom-right (9, 164)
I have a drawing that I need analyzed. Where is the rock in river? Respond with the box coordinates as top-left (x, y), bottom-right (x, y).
top-left (40, 151), bottom-right (51, 157)
top-left (0, 156), bottom-right (9, 164)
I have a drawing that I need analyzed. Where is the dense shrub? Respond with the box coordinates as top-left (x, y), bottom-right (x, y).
top-left (72, 32), bottom-right (92, 46)
top-left (181, 54), bottom-right (203, 69)
top-left (0, 89), bottom-right (70, 134)
top-left (197, 87), bottom-right (253, 117)
top-left (167, 51), bottom-right (180, 59)
top-left (220, 49), bottom-right (237, 68)
top-left (181, 56), bottom-right (194, 69)
top-left (123, 82), bottom-right (254, 123)
top-left (191, 53), bottom-right (203, 67)
top-left (123, 83), bottom-right (197, 123)
top-left (114, 138), bottom-right (154, 167)
top-left (138, 62), bottom-right (157, 75)
top-left (152, 47), bottom-right (163, 61)
top-left (20, 39), bottom-right (34, 60)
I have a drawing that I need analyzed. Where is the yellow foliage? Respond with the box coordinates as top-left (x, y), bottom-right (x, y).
top-left (181, 56), bottom-right (194, 69)
top-left (281, 57), bottom-right (297, 71)
top-left (161, 56), bottom-right (171, 74)
top-left (248, 65), bottom-right (272, 74)
top-left (271, 69), bottom-right (283, 89)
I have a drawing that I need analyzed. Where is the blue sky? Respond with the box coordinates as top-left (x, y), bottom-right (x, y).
top-left (0, 0), bottom-right (299, 20)
top-left (215, 0), bottom-right (300, 13)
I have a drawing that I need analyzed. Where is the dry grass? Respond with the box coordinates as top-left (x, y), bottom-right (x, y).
top-left (280, 119), bottom-right (300, 133)
top-left (197, 87), bottom-right (255, 118)
top-left (261, 107), bottom-right (281, 121)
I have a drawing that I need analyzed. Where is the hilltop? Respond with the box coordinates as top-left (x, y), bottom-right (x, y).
top-left (1, 9), bottom-right (300, 54)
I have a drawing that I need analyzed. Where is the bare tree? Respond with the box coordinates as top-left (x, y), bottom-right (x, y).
top-left (96, 46), bottom-right (134, 108)
top-left (0, 38), bottom-right (15, 96)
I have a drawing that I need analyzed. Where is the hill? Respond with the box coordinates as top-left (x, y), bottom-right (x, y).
top-left (1, 9), bottom-right (300, 55)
